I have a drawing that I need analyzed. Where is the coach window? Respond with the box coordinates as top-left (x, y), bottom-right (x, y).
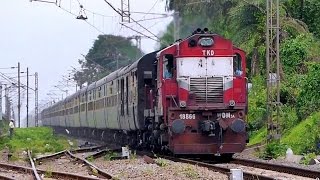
top-left (163, 54), bottom-right (174, 79)
top-left (233, 53), bottom-right (243, 76)
top-left (98, 86), bottom-right (101, 98)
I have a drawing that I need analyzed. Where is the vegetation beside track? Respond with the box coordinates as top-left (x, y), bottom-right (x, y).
top-left (0, 127), bottom-right (76, 159)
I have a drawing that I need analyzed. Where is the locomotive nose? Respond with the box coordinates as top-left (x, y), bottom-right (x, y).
top-left (230, 119), bottom-right (246, 133)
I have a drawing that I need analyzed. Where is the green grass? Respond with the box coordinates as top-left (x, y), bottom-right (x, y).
top-left (248, 127), bottom-right (267, 146)
top-left (281, 112), bottom-right (320, 154)
top-left (0, 127), bottom-right (75, 156)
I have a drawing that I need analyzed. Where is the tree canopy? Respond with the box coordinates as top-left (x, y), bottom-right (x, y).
top-left (73, 35), bottom-right (143, 86)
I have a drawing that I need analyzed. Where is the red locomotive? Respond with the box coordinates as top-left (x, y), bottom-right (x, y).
top-left (42, 28), bottom-right (248, 157)
top-left (150, 28), bottom-right (248, 156)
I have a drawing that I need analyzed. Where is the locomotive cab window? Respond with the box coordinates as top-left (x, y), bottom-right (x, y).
top-left (233, 53), bottom-right (243, 76)
top-left (163, 54), bottom-right (174, 79)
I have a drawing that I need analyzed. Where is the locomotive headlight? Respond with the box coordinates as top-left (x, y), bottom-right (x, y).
top-left (199, 37), bottom-right (214, 47)
top-left (229, 100), bottom-right (235, 107)
top-left (179, 101), bottom-right (187, 108)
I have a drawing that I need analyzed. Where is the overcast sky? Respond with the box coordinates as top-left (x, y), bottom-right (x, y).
top-left (0, 0), bottom-right (172, 126)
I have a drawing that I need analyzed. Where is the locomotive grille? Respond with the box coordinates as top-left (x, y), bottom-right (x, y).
top-left (190, 77), bottom-right (223, 103)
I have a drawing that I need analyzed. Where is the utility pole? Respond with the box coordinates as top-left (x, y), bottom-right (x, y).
top-left (121, 0), bottom-right (130, 23)
top-left (135, 36), bottom-right (142, 59)
top-left (173, 11), bottom-right (180, 41)
top-left (4, 85), bottom-right (10, 120)
top-left (26, 67), bottom-right (29, 127)
top-left (266, 0), bottom-right (281, 141)
top-left (0, 82), bottom-right (2, 121)
top-left (35, 72), bottom-right (39, 127)
top-left (17, 62), bottom-right (21, 128)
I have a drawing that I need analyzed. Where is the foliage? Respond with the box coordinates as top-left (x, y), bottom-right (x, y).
top-left (181, 165), bottom-right (199, 179)
top-left (45, 167), bottom-right (53, 178)
top-left (285, 0), bottom-right (320, 38)
top-left (281, 112), bottom-right (320, 154)
top-left (86, 155), bottom-right (94, 162)
top-left (259, 141), bottom-right (287, 159)
top-left (73, 35), bottom-right (143, 86)
top-left (248, 127), bottom-right (267, 146)
top-left (296, 63), bottom-right (320, 120)
top-left (104, 151), bottom-right (118, 161)
top-left (300, 152), bottom-right (317, 165)
top-left (130, 150), bottom-right (137, 159)
top-left (247, 76), bottom-right (267, 131)
top-left (279, 106), bottom-right (299, 134)
top-left (155, 157), bottom-right (169, 167)
top-left (280, 34), bottom-right (312, 74)
top-left (0, 127), bottom-right (73, 155)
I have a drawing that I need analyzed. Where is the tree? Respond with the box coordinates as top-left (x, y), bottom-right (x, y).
top-left (73, 35), bottom-right (143, 86)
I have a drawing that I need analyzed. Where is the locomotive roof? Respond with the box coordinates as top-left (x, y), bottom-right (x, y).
top-left (87, 81), bottom-right (96, 91)
top-left (156, 31), bottom-right (245, 57)
top-left (65, 90), bottom-right (80, 101)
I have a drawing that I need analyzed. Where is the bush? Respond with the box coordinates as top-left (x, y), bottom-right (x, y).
top-left (259, 142), bottom-right (287, 159)
top-left (300, 152), bottom-right (317, 165)
top-left (247, 76), bottom-right (267, 131)
top-left (296, 63), bottom-right (320, 120)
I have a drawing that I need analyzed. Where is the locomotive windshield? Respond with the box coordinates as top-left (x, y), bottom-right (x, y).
top-left (176, 57), bottom-right (233, 77)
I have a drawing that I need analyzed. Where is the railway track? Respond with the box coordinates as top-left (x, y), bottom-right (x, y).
top-left (138, 152), bottom-right (319, 180)
top-left (232, 157), bottom-right (320, 179)
top-left (33, 146), bottom-right (117, 179)
top-left (156, 155), bottom-right (274, 180)
top-left (45, 136), bottom-right (319, 179)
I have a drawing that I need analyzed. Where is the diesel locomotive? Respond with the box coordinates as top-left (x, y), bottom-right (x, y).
top-left (41, 28), bottom-right (249, 156)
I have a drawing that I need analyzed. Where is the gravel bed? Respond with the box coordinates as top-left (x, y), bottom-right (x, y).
top-left (36, 155), bottom-right (97, 178)
top-left (92, 156), bottom-right (228, 180)
top-left (235, 148), bottom-right (320, 172)
top-left (216, 163), bottom-right (313, 180)
top-left (0, 149), bottom-right (30, 167)
top-left (0, 167), bottom-right (34, 180)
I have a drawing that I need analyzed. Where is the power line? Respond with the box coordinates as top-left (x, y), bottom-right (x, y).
top-left (130, 11), bottom-right (168, 16)
top-left (120, 23), bottom-right (159, 42)
top-left (140, 0), bottom-right (160, 21)
top-left (133, 15), bottom-right (170, 23)
top-left (103, 0), bottom-right (162, 41)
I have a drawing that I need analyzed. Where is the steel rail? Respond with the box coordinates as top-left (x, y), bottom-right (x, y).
top-left (0, 162), bottom-right (32, 180)
top-left (66, 150), bottom-right (115, 179)
top-left (158, 155), bottom-right (274, 180)
top-left (34, 150), bottom-right (66, 162)
top-left (71, 145), bottom-right (107, 154)
top-left (35, 145), bottom-right (106, 162)
top-left (0, 161), bottom-right (101, 180)
top-left (232, 157), bottom-right (320, 179)
top-left (84, 148), bottom-right (122, 159)
top-left (27, 150), bottom-right (42, 180)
